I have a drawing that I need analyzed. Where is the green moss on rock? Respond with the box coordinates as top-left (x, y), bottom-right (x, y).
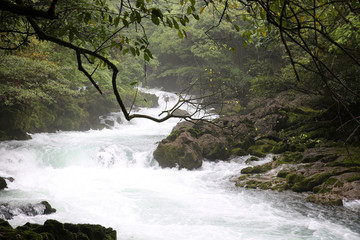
top-left (0, 219), bottom-right (116, 240)
top-left (240, 163), bottom-right (272, 174)
top-left (291, 173), bottom-right (332, 192)
top-left (231, 148), bottom-right (247, 156)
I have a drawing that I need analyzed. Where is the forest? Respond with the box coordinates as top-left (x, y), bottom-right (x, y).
top-left (1, 0), bottom-right (359, 140)
top-left (1, 0), bottom-right (360, 239)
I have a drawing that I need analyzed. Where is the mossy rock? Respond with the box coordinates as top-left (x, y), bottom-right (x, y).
top-left (291, 173), bottom-right (332, 192)
top-left (0, 219), bottom-right (117, 240)
top-left (277, 170), bottom-right (289, 178)
top-left (345, 173), bottom-right (360, 182)
top-left (231, 147), bottom-right (248, 156)
top-left (245, 156), bottom-right (259, 164)
top-left (203, 141), bottom-right (230, 160)
top-left (277, 152), bottom-right (303, 164)
top-left (313, 177), bottom-right (344, 193)
top-left (240, 163), bottom-right (272, 174)
top-left (286, 173), bottom-right (305, 186)
top-left (153, 140), bottom-right (202, 170)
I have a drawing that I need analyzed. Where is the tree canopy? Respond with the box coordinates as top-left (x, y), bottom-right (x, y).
top-left (1, 0), bottom-right (360, 136)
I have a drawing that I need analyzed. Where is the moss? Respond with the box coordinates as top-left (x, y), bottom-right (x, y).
top-left (237, 175), bottom-right (248, 181)
top-left (302, 154), bottom-right (325, 163)
top-left (166, 130), bottom-right (182, 142)
top-left (247, 147), bottom-right (266, 158)
top-left (258, 181), bottom-right (272, 190)
top-left (231, 147), bottom-right (248, 156)
top-left (277, 170), bottom-right (289, 178)
top-left (245, 156), bottom-right (259, 163)
top-left (247, 139), bottom-right (287, 156)
top-left (154, 142), bottom-right (202, 170)
top-left (313, 177), bottom-right (343, 193)
top-left (286, 173), bottom-right (304, 185)
top-left (345, 173), bottom-right (360, 182)
top-left (278, 152), bottom-right (303, 164)
top-left (291, 173), bottom-right (332, 193)
top-left (205, 142), bottom-right (230, 160)
top-left (188, 128), bottom-right (203, 138)
top-left (240, 163), bottom-right (272, 174)
top-left (0, 219), bottom-right (117, 240)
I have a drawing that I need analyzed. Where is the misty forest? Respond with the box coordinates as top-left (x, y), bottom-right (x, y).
top-left (0, 0), bottom-right (360, 239)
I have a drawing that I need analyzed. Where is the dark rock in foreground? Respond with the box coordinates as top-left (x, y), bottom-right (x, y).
top-left (0, 177), bottom-right (7, 190)
top-left (0, 219), bottom-right (116, 240)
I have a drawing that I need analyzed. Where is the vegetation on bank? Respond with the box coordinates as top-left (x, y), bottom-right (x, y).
top-left (0, 41), bottom-right (158, 140)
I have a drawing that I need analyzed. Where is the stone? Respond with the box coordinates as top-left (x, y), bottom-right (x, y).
top-left (0, 177), bottom-right (7, 190)
top-left (154, 131), bottom-right (203, 169)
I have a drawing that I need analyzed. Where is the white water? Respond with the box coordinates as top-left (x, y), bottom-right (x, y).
top-left (1, 90), bottom-right (360, 240)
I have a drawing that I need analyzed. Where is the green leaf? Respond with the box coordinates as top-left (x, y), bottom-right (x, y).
top-left (123, 48), bottom-right (129, 55)
top-left (130, 47), bottom-right (136, 56)
top-left (144, 53), bottom-right (150, 61)
top-left (69, 30), bottom-right (74, 42)
top-left (152, 8), bottom-right (163, 18)
top-left (151, 15), bottom-right (160, 25)
top-left (187, 6), bottom-right (192, 15)
top-left (84, 13), bottom-right (91, 23)
top-left (183, 30), bottom-right (187, 38)
top-left (192, 14), bottom-right (199, 20)
top-left (180, 18), bottom-right (186, 26)
top-left (226, 14), bottom-right (230, 22)
top-left (178, 29), bottom-right (184, 39)
top-left (130, 81), bottom-right (138, 86)
top-left (136, 11), bottom-right (142, 23)
top-left (234, 24), bottom-right (240, 31)
top-left (166, 17), bottom-right (173, 28)
top-left (114, 17), bottom-right (120, 27)
top-left (173, 18), bottom-right (179, 29)
top-left (122, 19), bottom-right (129, 27)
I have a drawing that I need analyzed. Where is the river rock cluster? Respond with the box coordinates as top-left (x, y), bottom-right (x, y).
top-left (0, 219), bottom-right (116, 240)
top-left (0, 176), bottom-right (117, 240)
top-left (153, 92), bottom-right (360, 206)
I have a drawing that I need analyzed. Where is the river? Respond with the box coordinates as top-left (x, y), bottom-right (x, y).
top-left (0, 89), bottom-right (359, 240)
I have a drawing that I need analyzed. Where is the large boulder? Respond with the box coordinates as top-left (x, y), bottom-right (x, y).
top-left (154, 131), bottom-right (202, 169)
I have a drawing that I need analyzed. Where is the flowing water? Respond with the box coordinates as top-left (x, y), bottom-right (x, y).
top-left (0, 90), bottom-right (360, 240)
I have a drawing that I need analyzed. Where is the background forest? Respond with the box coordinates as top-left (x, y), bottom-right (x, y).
top-left (1, 0), bottom-right (360, 142)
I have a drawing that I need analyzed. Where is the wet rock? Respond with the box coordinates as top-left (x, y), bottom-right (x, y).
top-left (154, 131), bottom-right (203, 170)
top-left (0, 219), bottom-right (116, 240)
top-left (41, 201), bottom-right (57, 214)
top-left (0, 177), bottom-right (7, 190)
top-left (199, 134), bottom-right (230, 160)
top-left (0, 201), bottom-right (56, 220)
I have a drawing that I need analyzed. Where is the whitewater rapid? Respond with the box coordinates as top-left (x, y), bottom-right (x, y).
top-left (0, 89), bottom-right (359, 240)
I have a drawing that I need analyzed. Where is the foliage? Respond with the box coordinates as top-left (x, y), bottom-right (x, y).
top-left (0, 0), bottom-right (360, 136)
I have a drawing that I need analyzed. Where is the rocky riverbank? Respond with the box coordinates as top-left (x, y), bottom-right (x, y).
top-left (153, 91), bottom-right (360, 205)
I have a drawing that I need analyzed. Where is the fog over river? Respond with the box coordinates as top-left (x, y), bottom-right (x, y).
top-left (1, 89), bottom-right (359, 240)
